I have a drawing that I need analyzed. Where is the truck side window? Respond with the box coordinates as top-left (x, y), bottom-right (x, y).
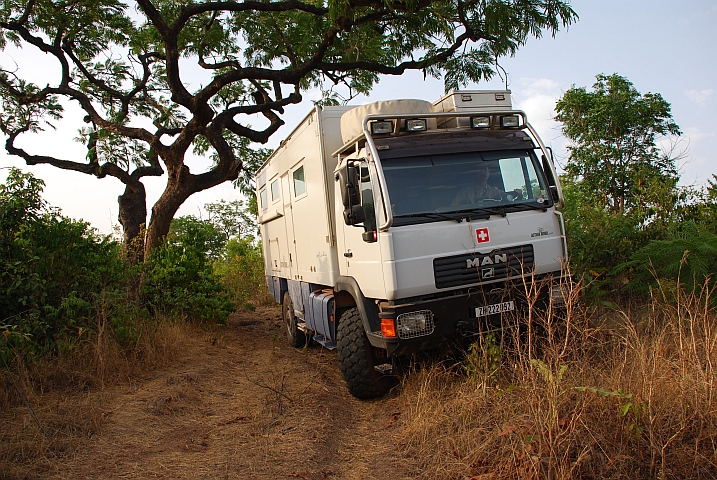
top-left (359, 161), bottom-right (376, 231)
top-left (270, 179), bottom-right (280, 202)
top-left (293, 165), bottom-right (306, 196)
top-left (259, 188), bottom-right (268, 210)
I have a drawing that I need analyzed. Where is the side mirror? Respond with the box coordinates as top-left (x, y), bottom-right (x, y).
top-left (542, 154), bottom-right (556, 187)
top-left (343, 204), bottom-right (365, 225)
top-left (336, 162), bottom-right (360, 208)
top-left (549, 186), bottom-right (560, 203)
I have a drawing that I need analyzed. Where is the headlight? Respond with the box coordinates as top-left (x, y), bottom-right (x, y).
top-left (405, 119), bottom-right (427, 132)
top-left (370, 120), bottom-right (394, 135)
top-left (470, 116), bottom-right (491, 129)
top-left (500, 115), bottom-right (520, 127)
top-left (396, 310), bottom-right (435, 339)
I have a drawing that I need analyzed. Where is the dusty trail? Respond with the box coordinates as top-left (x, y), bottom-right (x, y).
top-left (37, 308), bottom-right (415, 479)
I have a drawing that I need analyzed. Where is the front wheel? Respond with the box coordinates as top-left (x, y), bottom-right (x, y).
top-left (282, 292), bottom-right (306, 348)
top-left (337, 308), bottom-right (392, 399)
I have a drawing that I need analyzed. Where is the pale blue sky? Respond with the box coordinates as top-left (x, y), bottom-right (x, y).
top-left (1, 0), bottom-right (715, 234)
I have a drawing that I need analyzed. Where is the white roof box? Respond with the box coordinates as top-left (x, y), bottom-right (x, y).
top-left (340, 99), bottom-right (436, 144)
top-left (433, 90), bottom-right (512, 128)
top-left (433, 90), bottom-right (512, 112)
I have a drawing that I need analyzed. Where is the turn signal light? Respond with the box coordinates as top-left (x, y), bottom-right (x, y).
top-left (380, 318), bottom-right (397, 337)
top-left (362, 230), bottom-right (377, 242)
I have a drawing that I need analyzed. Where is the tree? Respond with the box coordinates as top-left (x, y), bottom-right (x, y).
top-left (204, 199), bottom-right (256, 243)
top-left (555, 73), bottom-right (681, 215)
top-left (554, 74), bottom-right (683, 293)
top-left (0, 0), bottom-right (577, 262)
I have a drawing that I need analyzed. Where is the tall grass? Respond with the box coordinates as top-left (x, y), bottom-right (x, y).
top-left (0, 316), bottom-right (197, 478)
top-left (399, 277), bottom-right (717, 479)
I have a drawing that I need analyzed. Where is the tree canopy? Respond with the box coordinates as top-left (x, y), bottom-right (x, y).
top-left (555, 73), bottom-right (681, 215)
top-left (555, 73), bottom-right (690, 296)
top-left (0, 0), bottom-right (577, 261)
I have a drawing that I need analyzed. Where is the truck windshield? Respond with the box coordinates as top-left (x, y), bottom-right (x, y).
top-left (381, 150), bottom-right (550, 225)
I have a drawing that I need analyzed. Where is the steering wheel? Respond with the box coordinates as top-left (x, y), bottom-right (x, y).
top-left (504, 190), bottom-right (523, 202)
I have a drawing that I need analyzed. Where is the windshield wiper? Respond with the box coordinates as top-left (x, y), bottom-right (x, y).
top-left (448, 206), bottom-right (505, 218)
top-left (395, 212), bottom-right (464, 223)
top-left (395, 202), bottom-right (549, 225)
top-left (510, 201), bottom-right (548, 212)
top-left (451, 201), bottom-right (549, 217)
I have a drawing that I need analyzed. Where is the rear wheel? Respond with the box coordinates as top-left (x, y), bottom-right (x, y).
top-left (282, 292), bottom-right (306, 348)
top-left (337, 308), bottom-right (392, 399)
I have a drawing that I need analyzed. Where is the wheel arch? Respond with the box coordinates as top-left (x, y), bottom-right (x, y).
top-left (334, 276), bottom-right (380, 338)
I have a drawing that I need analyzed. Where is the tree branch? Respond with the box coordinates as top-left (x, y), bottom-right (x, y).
top-left (135, 0), bottom-right (194, 108)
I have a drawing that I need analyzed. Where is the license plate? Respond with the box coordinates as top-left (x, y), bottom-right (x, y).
top-left (475, 301), bottom-right (515, 317)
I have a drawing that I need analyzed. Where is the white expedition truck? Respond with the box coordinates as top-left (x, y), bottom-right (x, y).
top-left (256, 90), bottom-right (568, 399)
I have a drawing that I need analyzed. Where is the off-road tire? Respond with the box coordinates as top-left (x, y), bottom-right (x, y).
top-left (337, 308), bottom-right (391, 399)
top-left (282, 292), bottom-right (306, 348)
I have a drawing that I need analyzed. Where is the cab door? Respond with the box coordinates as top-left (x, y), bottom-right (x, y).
top-left (339, 160), bottom-right (386, 298)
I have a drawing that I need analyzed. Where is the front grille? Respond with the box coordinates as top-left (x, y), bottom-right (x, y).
top-left (433, 244), bottom-right (534, 289)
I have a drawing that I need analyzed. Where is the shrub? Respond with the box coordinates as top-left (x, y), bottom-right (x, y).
top-left (142, 215), bottom-right (235, 322)
top-left (618, 223), bottom-right (717, 301)
top-left (213, 237), bottom-right (272, 310)
top-left (0, 169), bottom-right (132, 362)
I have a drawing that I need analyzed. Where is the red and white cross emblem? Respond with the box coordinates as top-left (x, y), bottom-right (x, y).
top-left (476, 228), bottom-right (490, 243)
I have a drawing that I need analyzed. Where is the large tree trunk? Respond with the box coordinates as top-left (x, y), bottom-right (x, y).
top-left (142, 134), bottom-right (243, 261)
top-left (118, 180), bottom-right (148, 265)
top-left (144, 164), bottom-right (195, 261)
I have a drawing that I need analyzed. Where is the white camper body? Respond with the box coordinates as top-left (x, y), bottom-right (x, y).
top-left (257, 106), bottom-right (351, 288)
top-left (256, 91), bottom-right (568, 399)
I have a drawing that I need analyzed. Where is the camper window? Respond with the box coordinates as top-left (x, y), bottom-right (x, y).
top-left (259, 189), bottom-right (268, 210)
top-left (270, 179), bottom-right (280, 203)
top-left (293, 166), bottom-right (306, 197)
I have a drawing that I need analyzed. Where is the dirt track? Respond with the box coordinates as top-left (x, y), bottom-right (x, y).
top-left (28, 307), bottom-right (416, 479)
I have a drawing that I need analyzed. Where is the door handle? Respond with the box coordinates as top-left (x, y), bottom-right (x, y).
top-left (343, 252), bottom-right (353, 258)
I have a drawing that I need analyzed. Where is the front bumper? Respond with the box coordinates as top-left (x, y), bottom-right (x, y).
top-left (368, 274), bottom-right (570, 357)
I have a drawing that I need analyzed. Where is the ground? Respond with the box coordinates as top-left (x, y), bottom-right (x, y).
top-left (3, 308), bottom-right (419, 480)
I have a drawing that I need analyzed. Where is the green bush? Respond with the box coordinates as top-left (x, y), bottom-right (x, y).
top-left (1, 169), bottom-right (271, 369)
top-left (142, 216), bottom-right (235, 322)
top-left (213, 236), bottom-right (271, 311)
top-left (1, 169), bottom-right (132, 362)
top-left (617, 223), bottom-right (717, 301)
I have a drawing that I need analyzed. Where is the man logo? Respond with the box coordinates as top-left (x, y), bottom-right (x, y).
top-left (466, 253), bottom-right (508, 269)
top-left (481, 267), bottom-right (495, 279)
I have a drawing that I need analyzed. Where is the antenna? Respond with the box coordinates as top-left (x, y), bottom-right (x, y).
top-left (495, 62), bottom-right (510, 90)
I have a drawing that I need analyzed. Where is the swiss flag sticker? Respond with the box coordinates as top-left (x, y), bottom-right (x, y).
top-left (476, 228), bottom-right (490, 243)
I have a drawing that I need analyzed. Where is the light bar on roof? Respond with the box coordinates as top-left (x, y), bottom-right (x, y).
top-left (370, 120), bottom-right (394, 135)
top-left (405, 119), bottom-right (428, 132)
top-left (500, 115), bottom-right (521, 127)
top-left (470, 116), bottom-right (491, 129)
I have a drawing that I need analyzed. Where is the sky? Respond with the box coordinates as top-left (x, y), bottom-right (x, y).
top-left (1, 0), bottom-right (715, 235)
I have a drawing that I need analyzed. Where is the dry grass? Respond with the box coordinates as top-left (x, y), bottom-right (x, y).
top-left (3, 278), bottom-right (717, 480)
top-left (0, 318), bottom-right (199, 479)
top-left (398, 278), bottom-right (717, 479)
top-left (0, 307), bottom-right (411, 479)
